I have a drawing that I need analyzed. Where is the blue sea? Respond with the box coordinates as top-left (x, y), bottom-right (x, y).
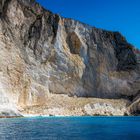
top-left (0, 117), bottom-right (140, 140)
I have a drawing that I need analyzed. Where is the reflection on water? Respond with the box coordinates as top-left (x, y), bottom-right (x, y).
top-left (0, 117), bottom-right (140, 140)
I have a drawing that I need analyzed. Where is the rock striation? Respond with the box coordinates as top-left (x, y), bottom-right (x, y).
top-left (0, 0), bottom-right (140, 117)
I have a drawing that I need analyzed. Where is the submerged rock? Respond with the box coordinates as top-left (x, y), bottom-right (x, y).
top-left (0, 0), bottom-right (139, 116)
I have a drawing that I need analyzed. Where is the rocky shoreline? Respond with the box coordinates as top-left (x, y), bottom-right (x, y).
top-left (0, 94), bottom-right (132, 117)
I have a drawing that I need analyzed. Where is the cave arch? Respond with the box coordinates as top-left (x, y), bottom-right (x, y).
top-left (66, 32), bottom-right (81, 54)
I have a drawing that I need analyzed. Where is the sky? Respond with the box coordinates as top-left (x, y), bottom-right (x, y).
top-left (36, 0), bottom-right (140, 49)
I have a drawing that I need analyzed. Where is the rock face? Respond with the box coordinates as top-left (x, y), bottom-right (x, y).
top-left (0, 0), bottom-right (140, 116)
top-left (84, 103), bottom-right (129, 116)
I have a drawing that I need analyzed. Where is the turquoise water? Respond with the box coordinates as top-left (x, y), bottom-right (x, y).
top-left (0, 117), bottom-right (140, 140)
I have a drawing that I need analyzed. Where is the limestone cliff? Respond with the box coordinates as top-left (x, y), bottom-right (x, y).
top-left (0, 0), bottom-right (140, 117)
